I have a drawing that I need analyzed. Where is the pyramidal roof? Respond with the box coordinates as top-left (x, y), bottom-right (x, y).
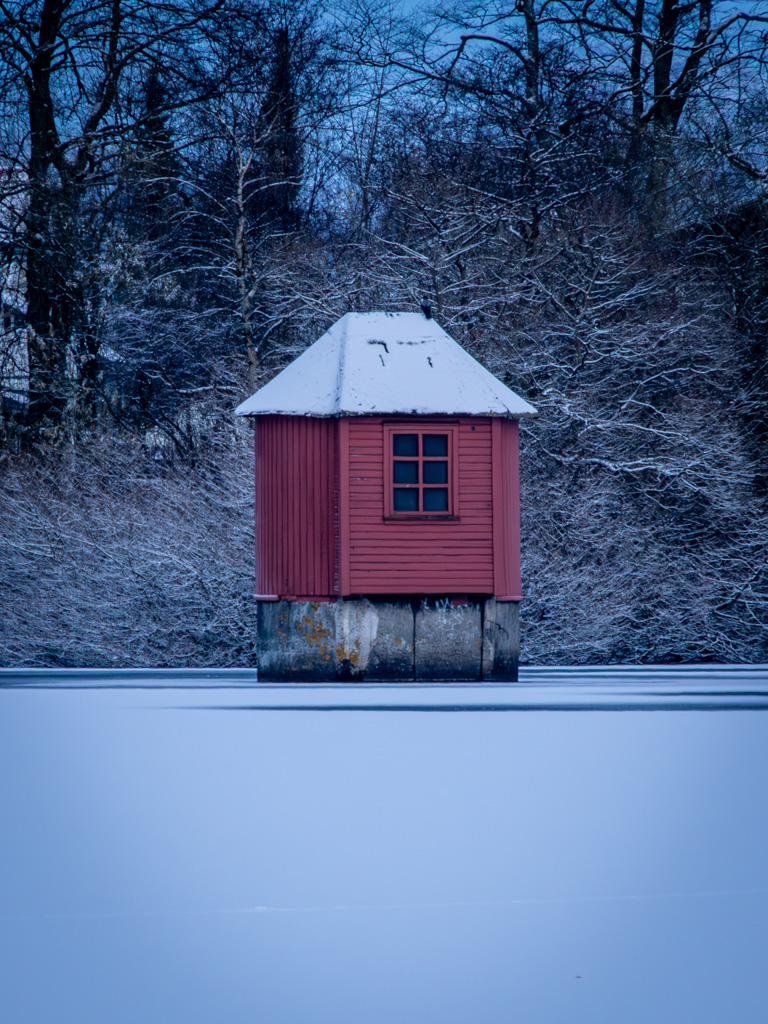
top-left (235, 311), bottom-right (537, 418)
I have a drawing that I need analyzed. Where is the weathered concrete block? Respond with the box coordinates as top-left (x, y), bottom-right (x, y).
top-left (256, 596), bottom-right (519, 682)
top-left (256, 598), bottom-right (414, 681)
top-left (414, 600), bottom-right (482, 681)
top-left (367, 602), bottom-right (415, 680)
top-left (482, 599), bottom-right (519, 681)
top-left (257, 600), bottom-right (339, 681)
top-left (334, 598), bottom-right (379, 678)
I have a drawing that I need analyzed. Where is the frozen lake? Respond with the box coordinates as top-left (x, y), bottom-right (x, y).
top-left (2, 666), bottom-right (767, 1023)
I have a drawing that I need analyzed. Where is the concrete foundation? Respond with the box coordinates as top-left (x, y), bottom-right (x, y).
top-left (255, 597), bottom-right (519, 682)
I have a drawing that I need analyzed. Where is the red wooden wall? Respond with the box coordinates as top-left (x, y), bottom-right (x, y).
top-left (492, 418), bottom-right (521, 600)
top-left (343, 416), bottom-right (494, 593)
top-left (253, 414), bottom-right (521, 599)
top-left (253, 415), bottom-right (337, 598)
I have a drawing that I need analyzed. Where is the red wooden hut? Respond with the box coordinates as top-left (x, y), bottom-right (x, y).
top-left (235, 311), bottom-right (536, 681)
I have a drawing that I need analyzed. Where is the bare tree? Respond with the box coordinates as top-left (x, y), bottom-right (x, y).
top-left (157, 0), bottom-right (340, 386)
top-left (364, 1), bottom-right (768, 229)
top-left (0, 0), bottom-right (227, 440)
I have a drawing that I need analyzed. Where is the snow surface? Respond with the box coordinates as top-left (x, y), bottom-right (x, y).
top-left (235, 312), bottom-right (538, 418)
top-left (2, 677), bottom-right (768, 1024)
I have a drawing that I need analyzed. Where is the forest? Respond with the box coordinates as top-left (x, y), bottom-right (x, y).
top-left (1, 0), bottom-right (767, 666)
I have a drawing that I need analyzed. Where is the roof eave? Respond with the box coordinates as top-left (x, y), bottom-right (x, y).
top-left (235, 407), bottom-right (538, 418)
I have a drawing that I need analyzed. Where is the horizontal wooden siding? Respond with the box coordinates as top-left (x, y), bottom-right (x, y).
top-left (346, 417), bottom-right (494, 593)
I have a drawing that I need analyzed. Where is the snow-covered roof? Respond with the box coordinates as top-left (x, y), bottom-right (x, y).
top-left (235, 311), bottom-right (537, 418)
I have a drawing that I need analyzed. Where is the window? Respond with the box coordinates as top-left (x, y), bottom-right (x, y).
top-left (384, 425), bottom-right (457, 517)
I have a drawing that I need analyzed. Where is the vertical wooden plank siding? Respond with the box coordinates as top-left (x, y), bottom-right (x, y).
top-left (253, 415), bottom-right (337, 598)
top-left (507, 418), bottom-right (522, 599)
top-left (338, 417), bottom-right (351, 595)
top-left (346, 416), bottom-right (494, 593)
top-left (491, 417), bottom-right (504, 596)
top-left (253, 423), bottom-right (267, 594)
top-left (492, 418), bottom-right (521, 600)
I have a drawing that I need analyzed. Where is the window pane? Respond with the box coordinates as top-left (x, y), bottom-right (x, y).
top-left (423, 460), bottom-right (447, 484)
top-left (393, 461), bottom-right (418, 483)
top-left (423, 488), bottom-right (448, 511)
top-left (393, 434), bottom-right (418, 456)
top-left (393, 488), bottom-right (419, 511)
top-left (422, 434), bottom-right (447, 457)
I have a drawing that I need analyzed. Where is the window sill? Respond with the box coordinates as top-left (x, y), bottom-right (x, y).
top-left (383, 514), bottom-right (460, 522)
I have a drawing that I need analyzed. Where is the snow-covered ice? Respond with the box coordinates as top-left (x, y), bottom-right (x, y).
top-left (1, 669), bottom-right (768, 1024)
